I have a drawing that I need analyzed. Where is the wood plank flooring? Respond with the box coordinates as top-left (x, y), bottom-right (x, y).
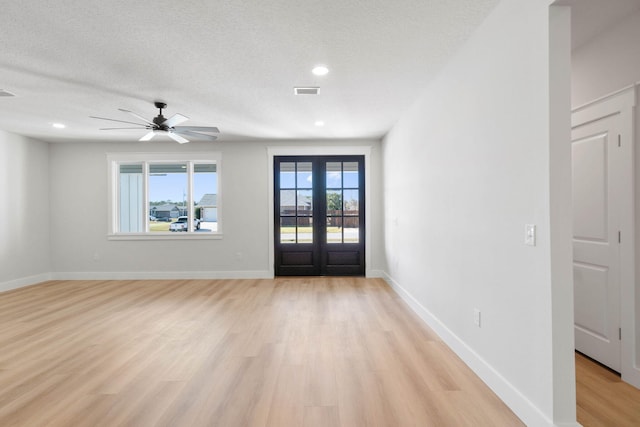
top-left (576, 352), bottom-right (640, 426)
top-left (0, 277), bottom-right (523, 426)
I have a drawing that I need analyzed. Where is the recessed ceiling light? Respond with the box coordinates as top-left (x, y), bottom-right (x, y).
top-left (314, 120), bottom-right (325, 127)
top-left (312, 65), bottom-right (329, 76)
top-left (52, 123), bottom-right (66, 129)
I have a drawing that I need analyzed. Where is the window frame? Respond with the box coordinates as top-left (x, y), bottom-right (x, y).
top-left (107, 152), bottom-right (222, 240)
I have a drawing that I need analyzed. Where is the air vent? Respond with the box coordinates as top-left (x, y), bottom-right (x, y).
top-left (294, 87), bottom-right (320, 95)
top-left (0, 89), bottom-right (16, 97)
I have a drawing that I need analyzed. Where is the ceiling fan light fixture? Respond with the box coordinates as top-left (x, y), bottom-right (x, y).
top-left (139, 131), bottom-right (156, 141)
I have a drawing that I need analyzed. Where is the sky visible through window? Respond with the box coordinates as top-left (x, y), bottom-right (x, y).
top-left (149, 173), bottom-right (217, 205)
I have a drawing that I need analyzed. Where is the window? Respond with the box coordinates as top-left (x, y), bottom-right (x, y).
top-left (108, 152), bottom-right (221, 239)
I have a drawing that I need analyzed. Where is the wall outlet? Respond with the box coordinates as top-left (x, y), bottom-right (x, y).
top-left (474, 308), bottom-right (481, 327)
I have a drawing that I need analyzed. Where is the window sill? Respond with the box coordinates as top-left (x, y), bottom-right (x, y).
top-left (108, 232), bottom-right (224, 241)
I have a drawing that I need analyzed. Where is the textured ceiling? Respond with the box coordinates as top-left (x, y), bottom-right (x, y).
top-left (0, 1), bottom-right (631, 144)
top-left (0, 0), bottom-right (500, 143)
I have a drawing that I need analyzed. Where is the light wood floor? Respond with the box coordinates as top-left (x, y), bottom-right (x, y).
top-left (576, 352), bottom-right (640, 426)
top-left (0, 277), bottom-right (523, 426)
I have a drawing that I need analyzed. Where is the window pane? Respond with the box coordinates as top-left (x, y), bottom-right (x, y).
top-left (149, 163), bottom-right (187, 232)
top-left (297, 162), bottom-right (312, 189)
top-left (343, 189), bottom-right (359, 214)
top-left (326, 190), bottom-right (342, 216)
top-left (343, 162), bottom-right (359, 188)
top-left (297, 190), bottom-right (312, 216)
top-left (280, 217), bottom-right (296, 244)
top-left (280, 190), bottom-right (296, 216)
top-left (193, 163), bottom-right (217, 233)
top-left (297, 217), bottom-right (313, 243)
top-left (119, 164), bottom-right (143, 232)
top-left (344, 217), bottom-right (359, 243)
top-left (327, 217), bottom-right (342, 244)
top-left (279, 162), bottom-right (296, 189)
top-left (326, 162), bottom-right (342, 188)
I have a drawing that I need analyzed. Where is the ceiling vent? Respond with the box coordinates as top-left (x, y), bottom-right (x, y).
top-left (294, 87), bottom-right (320, 95)
top-left (0, 89), bottom-right (16, 97)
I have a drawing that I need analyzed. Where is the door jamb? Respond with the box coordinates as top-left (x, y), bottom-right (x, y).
top-left (267, 146), bottom-right (372, 277)
top-left (572, 85), bottom-right (638, 388)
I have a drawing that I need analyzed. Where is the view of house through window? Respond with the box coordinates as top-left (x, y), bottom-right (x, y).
top-left (112, 155), bottom-right (219, 236)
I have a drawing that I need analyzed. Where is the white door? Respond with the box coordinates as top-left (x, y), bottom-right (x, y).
top-left (572, 114), bottom-right (621, 372)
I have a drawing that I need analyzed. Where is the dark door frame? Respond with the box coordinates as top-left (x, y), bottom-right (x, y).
top-left (274, 155), bottom-right (365, 276)
top-left (267, 147), bottom-right (372, 277)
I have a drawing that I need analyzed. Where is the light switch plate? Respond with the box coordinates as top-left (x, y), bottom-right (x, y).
top-left (525, 224), bottom-right (536, 246)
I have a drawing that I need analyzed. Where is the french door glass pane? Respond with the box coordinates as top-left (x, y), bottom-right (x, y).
top-left (280, 217), bottom-right (296, 243)
top-left (343, 189), bottom-right (359, 213)
top-left (326, 190), bottom-right (342, 215)
top-left (297, 162), bottom-right (313, 189)
top-left (326, 162), bottom-right (342, 188)
top-left (327, 217), bottom-right (342, 243)
top-left (343, 162), bottom-right (359, 188)
top-left (345, 217), bottom-right (359, 243)
top-left (280, 190), bottom-right (296, 216)
top-left (297, 190), bottom-right (313, 216)
top-left (280, 162), bottom-right (296, 188)
top-left (297, 217), bottom-right (313, 243)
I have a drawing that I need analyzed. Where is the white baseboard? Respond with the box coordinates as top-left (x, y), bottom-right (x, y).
top-left (51, 270), bottom-right (273, 280)
top-left (0, 273), bottom-right (52, 293)
top-left (381, 272), bottom-right (579, 427)
top-left (366, 269), bottom-right (386, 278)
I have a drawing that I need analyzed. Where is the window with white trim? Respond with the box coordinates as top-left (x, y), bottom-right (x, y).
top-left (108, 153), bottom-right (221, 239)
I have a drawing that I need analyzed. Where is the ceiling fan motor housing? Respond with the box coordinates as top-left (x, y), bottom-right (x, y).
top-left (153, 115), bottom-right (167, 128)
top-left (153, 102), bottom-right (168, 129)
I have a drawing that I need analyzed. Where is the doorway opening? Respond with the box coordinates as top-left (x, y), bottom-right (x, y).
top-left (274, 155), bottom-right (365, 276)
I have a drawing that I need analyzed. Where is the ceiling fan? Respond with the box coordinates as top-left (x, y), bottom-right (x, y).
top-left (90, 101), bottom-right (219, 144)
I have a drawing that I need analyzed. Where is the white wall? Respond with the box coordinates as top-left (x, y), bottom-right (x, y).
top-left (572, 8), bottom-right (640, 107)
top-left (382, 1), bottom-right (575, 426)
top-left (0, 131), bottom-right (51, 290)
top-left (48, 139), bottom-right (384, 278)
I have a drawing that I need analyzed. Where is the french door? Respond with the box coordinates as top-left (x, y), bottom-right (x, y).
top-left (274, 156), bottom-right (365, 276)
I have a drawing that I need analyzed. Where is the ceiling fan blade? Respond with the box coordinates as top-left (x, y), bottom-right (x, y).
top-left (90, 116), bottom-right (149, 127)
top-left (118, 108), bottom-right (155, 126)
top-left (139, 131), bottom-right (156, 141)
top-left (163, 113), bottom-right (189, 128)
top-left (174, 126), bottom-right (219, 133)
top-left (168, 131), bottom-right (189, 144)
top-left (99, 127), bottom-right (148, 130)
top-left (174, 130), bottom-right (218, 141)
